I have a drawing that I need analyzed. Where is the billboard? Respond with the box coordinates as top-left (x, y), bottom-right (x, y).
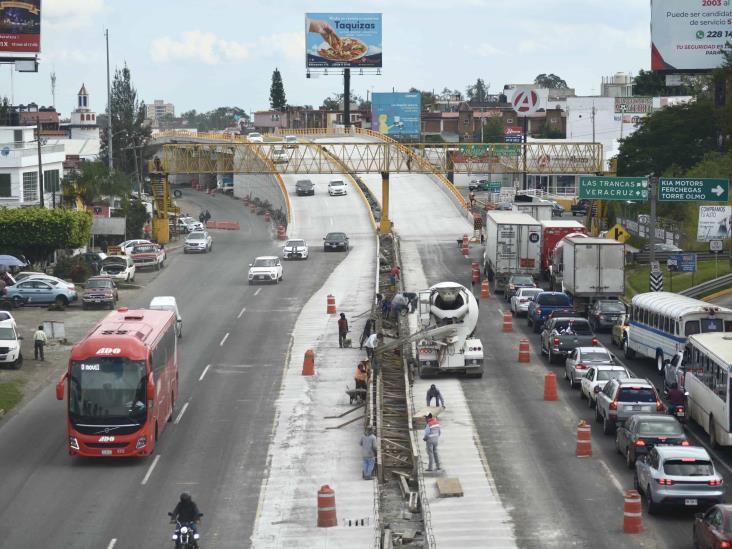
top-left (0, 0), bottom-right (41, 53)
top-left (306, 13), bottom-right (382, 68)
top-left (697, 206), bottom-right (732, 242)
top-left (371, 92), bottom-right (420, 138)
top-left (651, 0), bottom-right (732, 71)
top-left (614, 97), bottom-right (653, 114)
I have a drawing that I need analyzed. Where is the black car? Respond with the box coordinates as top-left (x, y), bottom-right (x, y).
top-left (588, 300), bottom-right (626, 332)
top-left (571, 200), bottom-right (590, 216)
top-left (615, 414), bottom-right (687, 468)
top-left (295, 179), bottom-right (315, 196)
top-left (503, 274), bottom-right (536, 302)
top-left (323, 232), bottom-right (349, 252)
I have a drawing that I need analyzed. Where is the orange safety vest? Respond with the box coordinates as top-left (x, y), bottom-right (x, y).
top-left (355, 367), bottom-right (367, 382)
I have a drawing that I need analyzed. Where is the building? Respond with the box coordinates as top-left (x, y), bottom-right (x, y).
top-left (253, 107), bottom-right (370, 133)
top-left (67, 84), bottom-right (100, 141)
top-left (601, 73), bottom-right (633, 98)
top-left (146, 99), bottom-right (175, 123)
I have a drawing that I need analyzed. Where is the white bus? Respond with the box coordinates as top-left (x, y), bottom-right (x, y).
top-left (625, 292), bottom-right (732, 374)
top-left (685, 332), bottom-right (732, 447)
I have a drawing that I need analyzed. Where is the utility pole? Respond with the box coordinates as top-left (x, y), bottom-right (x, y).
top-left (50, 71), bottom-right (56, 109)
top-left (105, 29), bottom-right (113, 172)
top-left (521, 114), bottom-right (528, 190)
top-left (343, 68), bottom-right (351, 130)
top-left (649, 175), bottom-right (657, 264)
top-left (591, 102), bottom-right (596, 144)
top-left (36, 117), bottom-right (44, 208)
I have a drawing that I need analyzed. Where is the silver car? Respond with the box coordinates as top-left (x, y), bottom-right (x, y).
top-left (595, 378), bottom-right (664, 434)
top-left (579, 364), bottom-right (630, 407)
top-left (510, 287), bottom-right (542, 316)
top-left (635, 446), bottom-right (725, 514)
top-left (184, 231), bottom-right (212, 254)
top-left (565, 346), bottom-right (616, 388)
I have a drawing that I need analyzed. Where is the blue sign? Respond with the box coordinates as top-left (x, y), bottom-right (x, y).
top-left (504, 136), bottom-right (523, 143)
top-left (667, 253), bottom-right (697, 273)
top-left (306, 13), bottom-right (382, 68)
top-left (371, 92), bottom-right (421, 138)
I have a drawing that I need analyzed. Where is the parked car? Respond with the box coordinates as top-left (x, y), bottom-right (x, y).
top-left (504, 273), bottom-right (536, 302)
top-left (635, 446), bottom-right (725, 514)
top-left (119, 239), bottom-right (151, 255)
top-left (295, 179), bottom-right (315, 196)
top-left (527, 291), bottom-right (572, 333)
top-left (283, 135), bottom-right (298, 148)
top-left (82, 276), bottom-right (118, 310)
top-left (564, 346), bottom-right (615, 388)
top-left (247, 132), bottom-right (264, 143)
top-left (130, 243), bottom-right (166, 270)
top-left (77, 252), bottom-right (108, 274)
top-left (469, 179), bottom-right (493, 192)
top-left (100, 255), bottom-right (136, 282)
top-left (610, 314), bottom-right (630, 348)
top-left (184, 231), bottom-right (213, 254)
top-left (693, 504), bottom-right (732, 548)
top-left (0, 318), bottom-right (22, 369)
top-left (615, 414), bottom-right (688, 468)
top-left (5, 278), bottom-right (77, 307)
top-left (510, 287), bottom-right (543, 317)
top-left (579, 364), bottom-right (630, 407)
top-left (324, 232), bottom-right (349, 252)
top-left (149, 296), bottom-right (182, 337)
top-left (0, 310), bottom-right (16, 329)
top-left (596, 378), bottom-right (664, 434)
top-left (540, 317), bottom-right (597, 363)
top-left (14, 273), bottom-right (75, 291)
top-left (282, 239), bottom-right (309, 260)
top-left (328, 179), bottom-right (347, 196)
top-left (588, 299), bottom-right (626, 332)
top-left (248, 256), bottom-right (283, 285)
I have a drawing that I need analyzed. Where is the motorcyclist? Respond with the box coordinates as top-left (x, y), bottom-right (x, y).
top-left (170, 492), bottom-right (202, 546)
top-left (666, 383), bottom-right (685, 416)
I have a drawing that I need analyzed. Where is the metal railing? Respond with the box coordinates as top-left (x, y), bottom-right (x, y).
top-left (680, 273), bottom-right (732, 299)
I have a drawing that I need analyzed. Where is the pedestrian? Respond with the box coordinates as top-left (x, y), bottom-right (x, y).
top-left (360, 427), bottom-right (377, 480)
top-left (198, 212), bottom-right (205, 224)
top-left (337, 313), bottom-right (349, 348)
top-left (364, 332), bottom-right (381, 361)
top-left (406, 155), bottom-right (412, 172)
top-left (34, 324), bottom-right (47, 361)
top-left (426, 384), bottom-right (445, 408)
top-left (469, 191), bottom-right (476, 208)
top-left (204, 210), bottom-right (211, 224)
top-left (359, 319), bottom-right (373, 350)
top-left (423, 413), bottom-right (441, 471)
top-left (354, 361), bottom-right (368, 391)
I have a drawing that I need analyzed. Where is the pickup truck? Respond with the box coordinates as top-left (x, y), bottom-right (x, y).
top-left (571, 200), bottom-right (590, 216)
top-left (130, 243), bottom-right (166, 270)
top-left (540, 316), bottom-right (597, 363)
top-left (527, 291), bottom-right (573, 333)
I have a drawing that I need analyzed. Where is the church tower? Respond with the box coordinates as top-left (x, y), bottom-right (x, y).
top-left (69, 84), bottom-right (99, 140)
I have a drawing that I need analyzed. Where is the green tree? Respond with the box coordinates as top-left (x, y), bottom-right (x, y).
top-left (63, 160), bottom-right (131, 206)
top-left (113, 197), bottom-right (149, 239)
top-left (632, 69), bottom-right (696, 96)
top-left (480, 116), bottom-right (504, 142)
top-left (534, 73), bottom-right (569, 89)
top-left (269, 68), bottom-right (287, 110)
top-left (181, 107), bottom-right (248, 131)
top-left (409, 87), bottom-right (436, 111)
top-left (99, 63), bottom-right (151, 176)
top-left (466, 78), bottom-right (489, 104)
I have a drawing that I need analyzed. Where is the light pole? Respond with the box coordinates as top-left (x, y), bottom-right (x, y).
top-left (105, 29), bottom-right (113, 172)
top-left (35, 117), bottom-right (46, 208)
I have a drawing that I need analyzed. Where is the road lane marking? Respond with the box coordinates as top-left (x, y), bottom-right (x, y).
top-left (174, 402), bottom-right (189, 424)
top-left (598, 459), bottom-right (625, 495)
top-left (199, 364), bottom-right (211, 381)
top-left (237, 307), bottom-right (246, 319)
top-left (253, 288), bottom-right (262, 296)
top-left (141, 455), bottom-right (161, 485)
top-left (220, 332), bottom-right (230, 346)
top-left (106, 540), bottom-right (117, 549)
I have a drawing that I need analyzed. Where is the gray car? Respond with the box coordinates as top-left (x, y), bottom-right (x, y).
top-left (588, 300), bottom-right (626, 332)
top-left (184, 231), bottom-right (212, 253)
top-left (595, 377), bottom-right (663, 434)
top-left (564, 346), bottom-right (615, 388)
top-left (635, 446), bottom-right (725, 514)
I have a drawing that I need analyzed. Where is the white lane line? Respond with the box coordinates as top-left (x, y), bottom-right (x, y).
top-left (106, 539), bottom-right (117, 549)
top-left (254, 288), bottom-right (261, 296)
top-left (219, 332), bottom-right (230, 346)
top-left (141, 455), bottom-right (161, 485)
top-left (174, 402), bottom-right (190, 424)
top-left (237, 307), bottom-right (246, 319)
top-left (199, 364), bottom-right (211, 381)
top-left (598, 459), bottom-right (625, 495)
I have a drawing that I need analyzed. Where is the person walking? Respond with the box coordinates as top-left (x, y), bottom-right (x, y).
top-left (34, 325), bottom-right (47, 361)
top-left (426, 384), bottom-right (445, 408)
top-left (360, 427), bottom-right (377, 480)
top-left (338, 313), bottom-right (349, 348)
top-left (359, 319), bottom-right (373, 350)
top-left (389, 265), bottom-right (401, 287)
top-left (423, 413), bottom-right (441, 471)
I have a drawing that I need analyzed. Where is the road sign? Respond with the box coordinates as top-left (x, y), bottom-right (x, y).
top-left (710, 240), bottom-right (724, 253)
top-left (650, 261), bottom-right (661, 275)
top-left (606, 223), bottom-right (630, 243)
top-left (511, 89), bottom-right (539, 115)
top-left (667, 253), bottom-right (696, 273)
top-left (486, 181), bottom-right (502, 191)
top-left (504, 136), bottom-right (523, 143)
top-left (649, 272), bottom-right (664, 292)
top-left (658, 178), bottom-right (729, 202)
top-left (579, 176), bottom-right (648, 201)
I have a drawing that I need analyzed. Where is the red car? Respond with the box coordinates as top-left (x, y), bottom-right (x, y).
top-left (694, 504), bottom-right (732, 548)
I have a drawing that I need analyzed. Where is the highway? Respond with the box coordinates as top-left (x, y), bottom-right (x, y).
top-left (0, 187), bottom-right (361, 548)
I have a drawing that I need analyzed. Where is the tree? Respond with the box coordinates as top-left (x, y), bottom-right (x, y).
top-left (99, 63), bottom-right (151, 177)
top-left (63, 160), bottom-right (131, 207)
top-left (466, 78), bottom-right (489, 104)
top-left (632, 69), bottom-right (696, 96)
top-left (534, 73), bottom-right (569, 89)
top-left (269, 68), bottom-right (287, 111)
top-left (320, 92), bottom-right (364, 110)
top-left (479, 116), bottom-right (504, 143)
top-left (113, 198), bottom-right (149, 239)
top-left (409, 87), bottom-right (436, 111)
top-left (181, 107), bottom-right (248, 131)
top-left (439, 87), bottom-right (462, 100)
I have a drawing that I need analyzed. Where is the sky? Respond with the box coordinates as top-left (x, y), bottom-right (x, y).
top-left (4, 0), bottom-right (651, 118)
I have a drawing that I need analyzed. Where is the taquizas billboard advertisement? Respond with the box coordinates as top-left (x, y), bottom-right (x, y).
top-left (306, 13), bottom-right (382, 68)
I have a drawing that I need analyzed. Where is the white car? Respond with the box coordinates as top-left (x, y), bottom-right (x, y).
top-left (0, 318), bottom-right (22, 369)
top-left (17, 273), bottom-right (75, 291)
top-left (328, 180), bottom-right (347, 196)
top-left (0, 310), bottom-right (16, 329)
top-left (510, 287), bottom-right (542, 316)
top-left (283, 135), bottom-right (298, 148)
top-left (282, 239), bottom-right (309, 260)
top-left (184, 231), bottom-right (213, 254)
top-left (248, 256), bottom-right (283, 285)
top-left (272, 147), bottom-right (288, 164)
top-left (100, 255), bottom-right (136, 282)
top-left (149, 296), bottom-right (183, 338)
top-left (579, 364), bottom-right (631, 407)
top-left (119, 239), bottom-right (151, 255)
top-left (565, 346), bottom-right (616, 388)
top-left (247, 132), bottom-right (264, 143)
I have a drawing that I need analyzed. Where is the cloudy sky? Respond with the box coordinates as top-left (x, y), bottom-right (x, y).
top-left (5, 0), bottom-right (650, 118)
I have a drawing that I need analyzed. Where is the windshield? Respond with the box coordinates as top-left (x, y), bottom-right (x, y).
top-left (187, 233), bottom-right (205, 240)
top-left (0, 326), bottom-right (16, 340)
top-left (597, 369), bottom-right (628, 381)
top-left (599, 301), bottom-right (625, 313)
top-left (297, 180), bottom-right (313, 186)
top-left (581, 350), bottom-right (612, 362)
top-left (637, 421), bottom-right (684, 436)
top-left (538, 294), bottom-right (571, 306)
top-left (663, 459), bottom-right (714, 476)
top-left (249, 133), bottom-right (261, 137)
top-left (133, 245), bottom-right (156, 253)
top-left (69, 358), bottom-right (147, 425)
top-left (286, 240), bottom-right (305, 247)
top-left (326, 233), bottom-right (346, 240)
top-left (86, 279), bottom-right (111, 289)
top-left (511, 276), bottom-right (534, 285)
top-left (253, 258), bottom-right (276, 267)
top-left (330, 181), bottom-right (345, 186)
top-left (521, 289), bottom-right (542, 298)
top-left (618, 386), bottom-right (657, 402)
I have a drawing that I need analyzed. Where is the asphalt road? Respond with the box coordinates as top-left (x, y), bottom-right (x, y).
top-left (0, 189), bottom-right (353, 548)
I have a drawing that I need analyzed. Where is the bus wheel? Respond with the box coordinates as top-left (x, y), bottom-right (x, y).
top-left (656, 352), bottom-right (664, 375)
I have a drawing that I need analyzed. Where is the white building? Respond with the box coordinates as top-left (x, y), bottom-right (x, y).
top-left (55, 84), bottom-right (101, 159)
top-left (146, 99), bottom-right (175, 122)
top-left (0, 126), bottom-right (65, 208)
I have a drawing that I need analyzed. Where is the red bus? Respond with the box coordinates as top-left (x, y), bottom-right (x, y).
top-left (56, 307), bottom-right (179, 457)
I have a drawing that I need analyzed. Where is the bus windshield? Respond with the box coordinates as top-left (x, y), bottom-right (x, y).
top-left (69, 358), bottom-right (147, 426)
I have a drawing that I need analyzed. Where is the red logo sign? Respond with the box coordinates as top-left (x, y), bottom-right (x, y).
top-left (504, 126), bottom-right (523, 136)
top-left (512, 89), bottom-right (539, 114)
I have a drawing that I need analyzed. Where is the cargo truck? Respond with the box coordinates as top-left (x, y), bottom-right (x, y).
top-left (514, 202), bottom-right (554, 222)
top-left (540, 220), bottom-right (587, 279)
top-left (483, 211), bottom-right (542, 291)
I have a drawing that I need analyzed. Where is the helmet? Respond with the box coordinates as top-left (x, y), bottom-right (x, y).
top-left (180, 492), bottom-right (191, 502)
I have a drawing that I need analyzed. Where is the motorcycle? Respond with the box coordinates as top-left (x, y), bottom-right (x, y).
top-left (168, 512), bottom-right (202, 548)
top-left (665, 391), bottom-right (689, 424)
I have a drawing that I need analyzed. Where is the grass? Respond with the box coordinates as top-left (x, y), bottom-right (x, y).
top-left (0, 380), bottom-right (24, 415)
top-left (625, 258), bottom-right (732, 299)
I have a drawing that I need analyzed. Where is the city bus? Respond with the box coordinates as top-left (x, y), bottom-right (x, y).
top-left (56, 307), bottom-right (179, 457)
top-left (625, 292), bottom-right (732, 375)
top-left (684, 332), bottom-right (732, 447)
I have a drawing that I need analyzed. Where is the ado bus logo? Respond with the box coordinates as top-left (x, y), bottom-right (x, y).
top-left (98, 436), bottom-right (115, 442)
top-left (96, 347), bottom-right (122, 355)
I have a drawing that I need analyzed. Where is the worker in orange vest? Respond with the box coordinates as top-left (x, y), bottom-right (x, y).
top-left (355, 361), bottom-right (368, 390)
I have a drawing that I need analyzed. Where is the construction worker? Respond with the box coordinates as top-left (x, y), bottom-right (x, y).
top-left (426, 384), bottom-right (445, 408)
top-left (391, 292), bottom-right (409, 319)
top-left (364, 332), bottom-right (382, 361)
top-left (423, 413), bottom-right (441, 471)
top-left (338, 313), bottom-right (349, 348)
top-left (389, 265), bottom-right (401, 287)
top-left (360, 427), bottom-right (377, 480)
top-left (354, 361), bottom-right (368, 391)
top-left (359, 319), bottom-right (374, 350)
top-left (469, 190), bottom-right (476, 208)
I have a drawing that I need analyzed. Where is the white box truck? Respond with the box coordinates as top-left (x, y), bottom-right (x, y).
top-left (514, 202), bottom-right (553, 222)
top-left (483, 211), bottom-right (542, 290)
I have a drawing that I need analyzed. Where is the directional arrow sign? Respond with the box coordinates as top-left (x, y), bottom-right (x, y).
top-left (658, 178), bottom-right (729, 202)
top-left (579, 176), bottom-right (648, 201)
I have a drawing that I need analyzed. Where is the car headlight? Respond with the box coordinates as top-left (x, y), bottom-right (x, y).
top-left (69, 436), bottom-right (80, 450)
top-left (270, 273), bottom-right (276, 278)
top-left (136, 436), bottom-right (147, 449)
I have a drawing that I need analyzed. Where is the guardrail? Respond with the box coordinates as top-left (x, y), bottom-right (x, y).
top-left (679, 273), bottom-right (732, 299)
top-left (632, 251), bottom-right (719, 264)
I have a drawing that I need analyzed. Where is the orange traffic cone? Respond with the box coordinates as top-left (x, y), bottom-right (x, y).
top-left (544, 372), bottom-right (558, 401)
top-left (481, 280), bottom-right (490, 298)
top-left (576, 420), bottom-right (592, 457)
top-left (502, 311), bottom-right (513, 333)
top-left (302, 349), bottom-right (315, 376)
top-left (518, 339), bottom-right (530, 362)
top-left (623, 490), bottom-right (642, 534)
top-left (326, 295), bottom-right (336, 314)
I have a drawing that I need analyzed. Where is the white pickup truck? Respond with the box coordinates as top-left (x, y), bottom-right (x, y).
top-left (130, 243), bottom-right (166, 270)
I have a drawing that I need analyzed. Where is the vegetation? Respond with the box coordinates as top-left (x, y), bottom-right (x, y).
top-left (62, 160), bottom-right (131, 207)
top-left (466, 78), bottom-right (489, 104)
top-left (0, 380), bottom-right (24, 415)
top-left (180, 107), bottom-right (248, 132)
top-left (114, 198), bottom-right (149, 239)
top-left (626, 259), bottom-right (732, 299)
top-left (534, 73), bottom-right (569, 89)
top-left (269, 67), bottom-right (287, 111)
top-left (53, 255), bottom-right (92, 283)
top-left (478, 116), bottom-right (504, 143)
top-left (632, 69), bottom-right (696, 96)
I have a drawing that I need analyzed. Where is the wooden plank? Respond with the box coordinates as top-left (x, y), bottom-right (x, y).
top-left (324, 402), bottom-right (364, 419)
top-left (436, 477), bottom-right (464, 498)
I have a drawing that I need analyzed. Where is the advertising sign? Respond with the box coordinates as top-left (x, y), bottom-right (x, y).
top-left (651, 0), bottom-right (732, 71)
top-left (578, 176), bottom-right (648, 201)
top-left (658, 177), bottom-right (729, 202)
top-left (697, 206), bottom-right (732, 242)
top-left (305, 13), bottom-right (382, 68)
top-left (0, 0), bottom-right (41, 53)
top-left (511, 89), bottom-right (539, 115)
top-left (614, 97), bottom-right (653, 114)
top-left (667, 253), bottom-right (697, 273)
top-left (371, 92), bottom-right (421, 138)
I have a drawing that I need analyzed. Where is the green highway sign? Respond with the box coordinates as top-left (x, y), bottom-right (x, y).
top-left (579, 176), bottom-right (648, 201)
top-left (658, 178), bottom-right (729, 202)
top-left (486, 181), bottom-right (501, 190)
